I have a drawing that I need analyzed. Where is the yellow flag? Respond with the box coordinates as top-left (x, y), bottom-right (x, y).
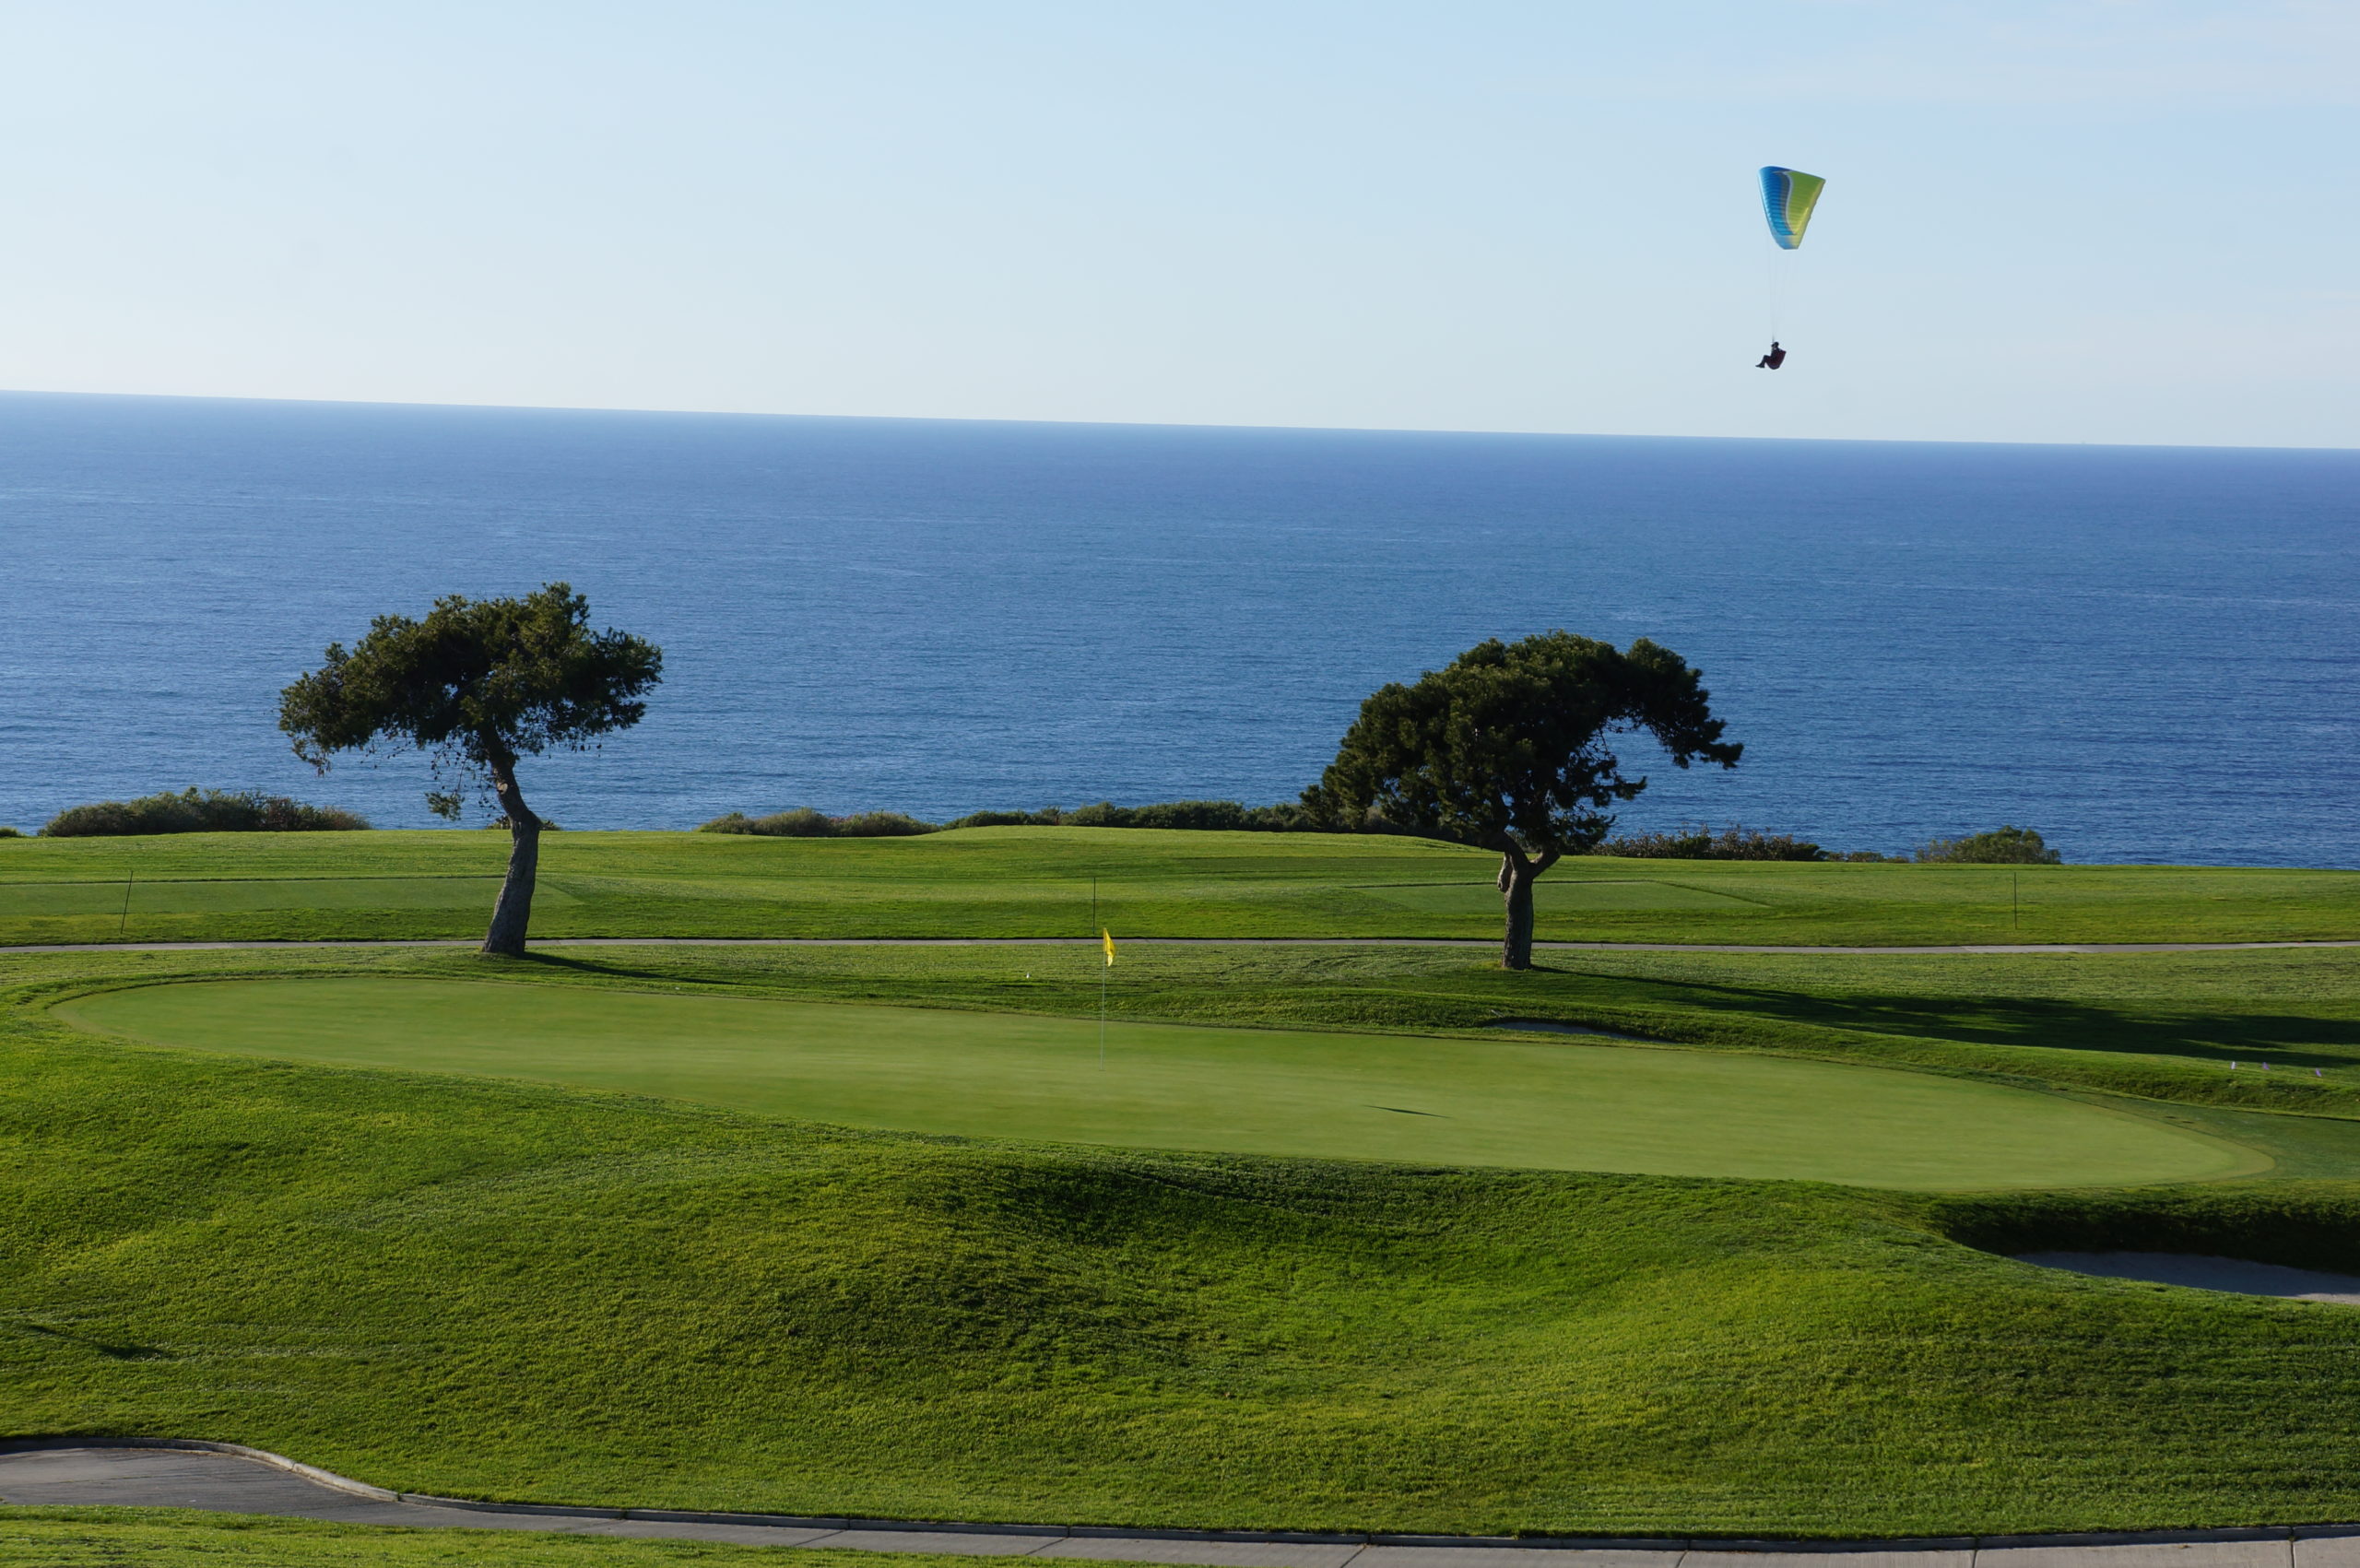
top-left (1102, 929), bottom-right (1116, 967)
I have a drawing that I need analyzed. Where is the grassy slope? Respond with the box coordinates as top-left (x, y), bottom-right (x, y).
top-left (22, 949), bottom-right (2360, 1533)
top-left (0, 1511), bottom-right (1068, 1568)
top-left (6, 827), bottom-right (2360, 945)
top-left (53, 975), bottom-right (2260, 1190)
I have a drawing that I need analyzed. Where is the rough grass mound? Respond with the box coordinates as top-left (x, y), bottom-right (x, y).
top-left (13, 967), bottom-right (2360, 1538)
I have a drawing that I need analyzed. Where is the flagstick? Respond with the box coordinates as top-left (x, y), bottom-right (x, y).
top-left (1093, 878), bottom-right (1111, 1067)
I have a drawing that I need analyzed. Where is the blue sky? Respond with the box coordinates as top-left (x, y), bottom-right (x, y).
top-left (1, 2), bottom-right (2352, 445)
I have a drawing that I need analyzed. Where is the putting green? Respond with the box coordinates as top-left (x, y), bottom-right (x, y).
top-left (55, 978), bottom-right (2265, 1189)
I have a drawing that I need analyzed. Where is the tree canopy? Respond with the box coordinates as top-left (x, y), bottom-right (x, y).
top-left (280, 584), bottom-right (661, 797)
top-left (278, 583), bottom-right (661, 954)
top-left (1304, 631), bottom-right (1739, 967)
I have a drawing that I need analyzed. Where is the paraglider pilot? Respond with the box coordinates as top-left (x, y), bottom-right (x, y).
top-left (1755, 341), bottom-right (1787, 370)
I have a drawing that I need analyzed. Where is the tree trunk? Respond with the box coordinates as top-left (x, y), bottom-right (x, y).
top-left (1496, 846), bottom-right (1561, 971)
top-left (481, 755), bottom-right (540, 958)
top-left (1498, 851), bottom-right (1538, 970)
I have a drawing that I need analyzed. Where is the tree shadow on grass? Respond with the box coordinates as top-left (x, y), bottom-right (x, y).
top-left (1832, 996), bottom-right (2360, 1069)
top-left (469, 949), bottom-right (708, 989)
top-left (13, 1321), bottom-right (171, 1361)
top-left (1575, 972), bottom-right (2360, 1070)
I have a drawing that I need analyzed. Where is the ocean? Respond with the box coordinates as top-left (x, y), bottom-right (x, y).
top-left (2, 391), bottom-right (2354, 866)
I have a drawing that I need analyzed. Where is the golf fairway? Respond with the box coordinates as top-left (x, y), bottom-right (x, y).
top-left (56, 977), bottom-right (2265, 1188)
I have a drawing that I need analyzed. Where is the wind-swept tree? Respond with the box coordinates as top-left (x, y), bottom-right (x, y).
top-left (279, 584), bottom-right (662, 956)
top-left (1304, 632), bottom-right (1740, 970)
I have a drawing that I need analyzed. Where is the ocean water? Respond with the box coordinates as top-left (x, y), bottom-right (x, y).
top-left (1, 391), bottom-right (2354, 866)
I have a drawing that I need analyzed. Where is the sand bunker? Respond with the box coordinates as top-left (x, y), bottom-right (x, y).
top-left (2018, 1251), bottom-right (2360, 1304)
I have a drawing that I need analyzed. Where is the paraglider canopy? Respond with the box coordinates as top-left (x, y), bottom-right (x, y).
top-left (1758, 167), bottom-right (1825, 250)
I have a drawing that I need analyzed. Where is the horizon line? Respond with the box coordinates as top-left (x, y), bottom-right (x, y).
top-left (1, 384), bottom-right (2353, 457)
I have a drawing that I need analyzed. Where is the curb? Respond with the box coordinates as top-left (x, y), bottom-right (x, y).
top-left (9, 1438), bottom-right (2360, 1550)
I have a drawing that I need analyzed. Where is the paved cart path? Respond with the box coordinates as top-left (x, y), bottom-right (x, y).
top-left (6, 1441), bottom-right (2360, 1567)
top-left (7, 937), bottom-right (2360, 957)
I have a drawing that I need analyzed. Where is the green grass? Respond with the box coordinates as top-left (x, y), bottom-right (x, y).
top-left (0, 1509), bottom-right (1116, 1567)
top-left (54, 976), bottom-right (2260, 1190)
top-left (0, 876), bottom-right (549, 916)
top-left (442, 937), bottom-right (2360, 1126)
top-left (27, 941), bottom-right (2360, 1535)
top-left (5, 826), bottom-right (2359, 945)
top-left (38, 935), bottom-right (2348, 1122)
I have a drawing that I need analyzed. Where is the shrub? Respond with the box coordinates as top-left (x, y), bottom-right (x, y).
top-left (698, 808), bottom-right (937, 838)
top-left (1595, 824), bottom-right (1825, 862)
top-left (698, 811), bottom-right (761, 834)
top-left (1918, 825), bottom-right (2062, 865)
top-left (834, 811), bottom-right (936, 837)
top-left (0, 826), bottom-right (22, 839)
top-left (942, 800), bottom-right (1316, 832)
top-left (41, 788), bottom-right (372, 837)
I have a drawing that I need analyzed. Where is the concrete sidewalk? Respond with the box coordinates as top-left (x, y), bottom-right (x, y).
top-left (6, 1442), bottom-right (2359, 1568)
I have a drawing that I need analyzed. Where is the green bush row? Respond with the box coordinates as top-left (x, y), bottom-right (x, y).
top-left (39, 788), bottom-right (372, 837)
top-left (697, 808), bottom-right (938, 838)
top-left (696, 799), bottom-right (1321, 837)
top-left (15, 793), bottom-right (2061, 861)
top-left (1596, 825), bottom-right (1831, 862)
top-left (948, 799), bottom-right (1318, 832)
top-left (1595, 823), bottom-right (2067, 865)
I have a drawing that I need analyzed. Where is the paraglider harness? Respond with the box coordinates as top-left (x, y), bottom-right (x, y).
top-left (1754, 168), bottom-right (1821, 374)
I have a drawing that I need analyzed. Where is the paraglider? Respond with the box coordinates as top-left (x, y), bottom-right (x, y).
top-left (1754, 167), bottom-right (1823, 368)
top-left (1759, 166), bottom-right (1824, 251)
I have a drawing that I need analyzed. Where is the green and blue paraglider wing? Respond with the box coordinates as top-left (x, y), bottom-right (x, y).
top-left (1759, 166), bottom-right (1825, 250)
